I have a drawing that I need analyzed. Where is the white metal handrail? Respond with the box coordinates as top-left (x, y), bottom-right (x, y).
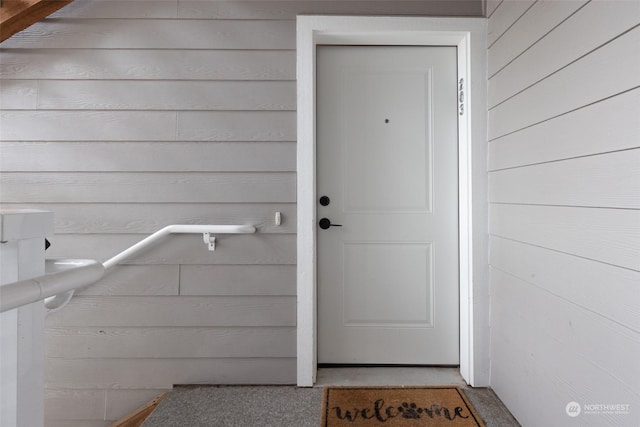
top-left (0, 260), bottom-right (104, 313)
top-left (0, 224), bottom-right (256, 313)
top-left (102, 224), bottom-right (256, 270)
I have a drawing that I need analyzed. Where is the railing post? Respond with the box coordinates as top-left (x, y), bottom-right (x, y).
top-left (0, 209), bottom-right (53, 427)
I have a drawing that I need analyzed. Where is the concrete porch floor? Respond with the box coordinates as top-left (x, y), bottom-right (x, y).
top-left (142, 368), bottom-right (520, 426)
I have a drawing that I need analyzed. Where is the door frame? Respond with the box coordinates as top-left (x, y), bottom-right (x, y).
top-left (296, 15), bottom-right (489, 387)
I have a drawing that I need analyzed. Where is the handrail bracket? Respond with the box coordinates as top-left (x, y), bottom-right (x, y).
top-left (203, 233), bottom-right (216, 251)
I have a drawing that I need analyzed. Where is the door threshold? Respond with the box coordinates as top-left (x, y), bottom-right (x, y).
top-left (314, 366), bottom-right (466, 387)
top-left (318, 364), bottom-right (459, 369)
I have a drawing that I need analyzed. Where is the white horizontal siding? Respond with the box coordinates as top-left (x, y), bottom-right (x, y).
top-left (485, 0), bottom-right (502, 18)
top-left (491, 237), bottom-right (640, 332)
top-left (1, 19), bottom-right (296, 49)
top-left (0, 111), bottom-right (296, 141)
top-left (489, 149), bottom-right (640, 209)
top-left (47, 358), bottom-right (297, 389)
top-left (45, 389), bottom-right (105, 421)
top-left (0, 49), bottom-right (296, 80)
top-left (491, 204), bottom-right (640, 271)
top-left (0, 142), bottom-right (295, 172)
top-left (48, 296), bottom-right (296, 327)
top-left (1, 111), bottom-right (176, 141)
top-left (488, 0), bottom-right (640, 108)
top-left (32, 80), bottom-right (296, 111)
top-left (0, 1), bottom-right (483, 424)
top-left (486, 0), bottom-right (535, 47)
top-left (176, 111), bottom-right (296, 141)
top-left (1, 172), bottom-right (295, 203)
top-left (50, 0), bottom-right (178, 18)
top-left (489, 25), bottom-right (640, 139)
top-left (488, 0), bottom-right (588, 76)
top-left (0, 80), bottom-right (38, 109)
top-left (46, 327), bottom-right (295, 358)
top-left (76, 265), bottom-right (180, 296)
top-left (488, 1), bottom-right (640, 425)
top-left (492, 267), bottom-right (640, 395)
top-left (488, 88), bottom-right (640, 170)
top-left (491, 268), bottom-right (640, 427)
top-left (0, 203), bottom-right (296, 234)
top-left (179, 265), bottom-right (296, 296)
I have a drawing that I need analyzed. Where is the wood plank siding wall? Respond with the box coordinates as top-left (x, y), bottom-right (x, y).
top-left (487, 1), bottom-right (640, 426)
top-left (0, 1), bottom-right (482, 425)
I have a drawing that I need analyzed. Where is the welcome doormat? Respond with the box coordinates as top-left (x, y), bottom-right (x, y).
top-left (321, 386), bottom-right (486, 426)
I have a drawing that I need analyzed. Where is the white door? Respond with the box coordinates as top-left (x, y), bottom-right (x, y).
top-left (317, 45), bottom-right (459, 365)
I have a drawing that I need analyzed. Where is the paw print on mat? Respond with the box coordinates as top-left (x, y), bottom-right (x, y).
top-left (398, 402), bottom-right (423, 419)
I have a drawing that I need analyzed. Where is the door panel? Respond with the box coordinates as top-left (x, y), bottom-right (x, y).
top-left (343, 70), bottom-right (432, 213)
top-left (343, 243), bottom-right (434, 328)
top-left (317, 46), bottom-right (459, 365)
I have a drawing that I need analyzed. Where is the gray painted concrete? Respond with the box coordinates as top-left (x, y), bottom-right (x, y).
top-left (142, 368), bottom-right (520, 426)
top-left (142, 386), bottom-right (324, 427)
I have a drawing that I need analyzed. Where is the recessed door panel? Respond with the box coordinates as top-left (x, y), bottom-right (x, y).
top-left (343, 243), bottom-right (434, 328)
top-left (343, 71), bottom-right (432, 213)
